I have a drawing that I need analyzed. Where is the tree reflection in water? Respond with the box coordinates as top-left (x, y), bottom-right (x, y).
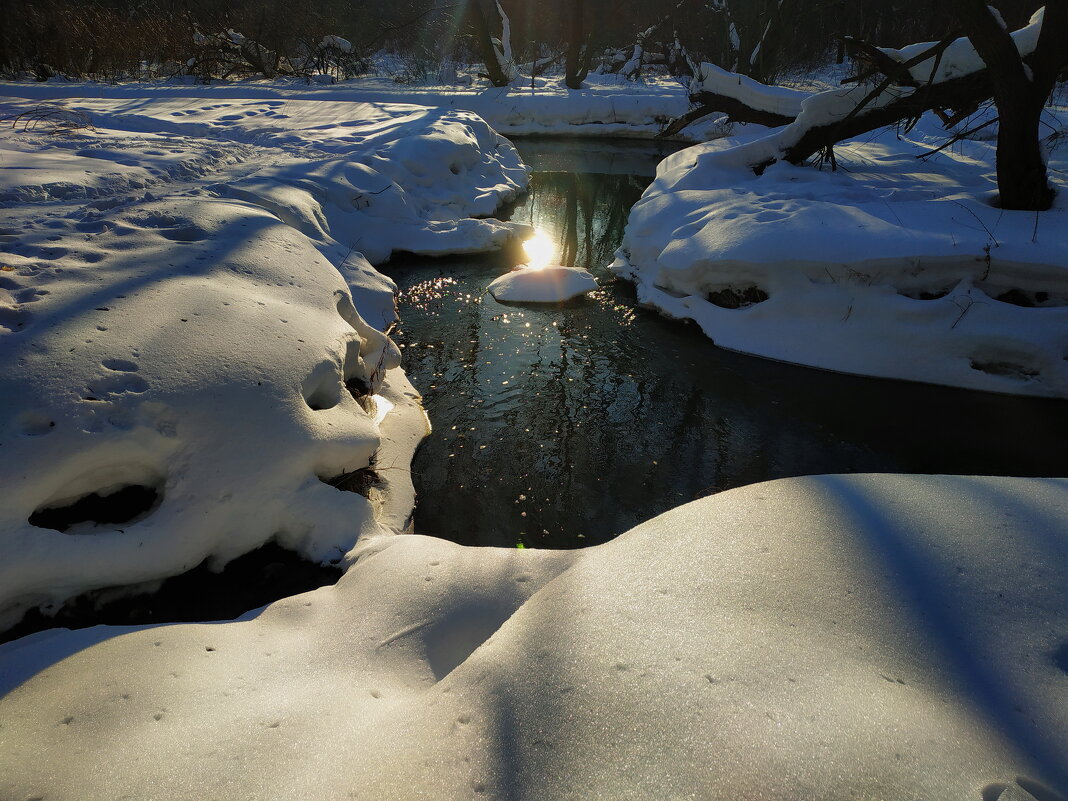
top-left (386, 140), bottom-right (1068, 549)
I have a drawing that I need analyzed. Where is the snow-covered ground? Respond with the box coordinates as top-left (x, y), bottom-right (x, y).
top-left (2, 474), bottom-right (1066, 800)
top-left (2, 72), bottom-right (1067, 801)
top-left (614, 106), bottom-right (1068, 397)
top-left (0, 73), bottom-right (727, 141)
top-left (0, 94), bottom-right (527, 628)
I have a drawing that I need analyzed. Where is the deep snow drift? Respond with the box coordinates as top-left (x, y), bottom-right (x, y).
top-left (1, 474), bottom-right (1066, 800)
top-left (0, 94), bottom-right (527, 628)
top-left (614, 105), bottom-right (1068, 397)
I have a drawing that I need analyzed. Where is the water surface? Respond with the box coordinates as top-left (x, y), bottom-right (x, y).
top-left (385, 138), bottom-right (1068, 549)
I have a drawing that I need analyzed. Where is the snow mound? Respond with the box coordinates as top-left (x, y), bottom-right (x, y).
top-left (614, 110), bottom-right (1068, 397)
top-left (1, 474), bottom-right (1067, 799)
top-left (0, 94), bottom-right (527, 628)
top-left (488, 265), bottom-right (598, 303)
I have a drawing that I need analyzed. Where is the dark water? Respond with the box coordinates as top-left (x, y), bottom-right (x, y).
top-left (385, 138), bottom-right (1068, 550)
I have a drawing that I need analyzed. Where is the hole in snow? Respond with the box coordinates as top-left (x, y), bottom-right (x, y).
top-left (320, 461), bottom-right (381, 498)
top-left (969, 359), bottom-right (1040, 381)
top-left (29, 482), bottom-right (163, 533)
top-left (158, 225), bottom-right (208, 243)
top-left (17, 411), bottom-right (56, 436)
top-left (345, 376), bottom-right (377, 415)
top-left (989, 288), bottom-right (1068, 308)
top-left (706, 285), bottom-right (769, 309)
top-left (0, 541), bottom-right (342, 645)
top-left (301, 360), bottom-right (342, 411)
top-left (423, 600), bottom-right (514, 681)
top-left (897, 287), bottom-right (953, 300)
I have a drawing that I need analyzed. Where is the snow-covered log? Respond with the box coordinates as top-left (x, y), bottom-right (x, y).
top-left (663, 8), bottom-right (1054, 169)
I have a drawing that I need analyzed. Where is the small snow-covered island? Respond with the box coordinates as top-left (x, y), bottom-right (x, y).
top-left (1, 1), bottom-right (1067, 799)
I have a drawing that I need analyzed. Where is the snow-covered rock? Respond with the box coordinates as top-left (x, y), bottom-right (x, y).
top-left (614, 109), bottom-right (1068, 397)
top-left (0, 94), bottom-right (527, 628)
top-left (1, 474), bottom-right (1066, 799)
top-left (488, 265), bottom-right (598, 303)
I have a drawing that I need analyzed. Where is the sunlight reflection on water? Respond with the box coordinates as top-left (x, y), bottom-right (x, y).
top-left (387, 138), bottom-right (1068, 550)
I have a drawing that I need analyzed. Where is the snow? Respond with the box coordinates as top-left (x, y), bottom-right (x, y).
top-left (613, 106), bottom-right (1068, 397)
top-left (692, 61), bottom-right (812, 117)
top-left (0, 74), bottom-right (728, 141)
top-left (319, 35), bottom-right (353, 54)
top-left (487, 265), bottom-right (598, 303)
top-left (0, 93), bottom-right (527, 627)
top-left (879, 7), bottom-right (1045, 85)
top-left (2, 474), bottom-right (1067, 799)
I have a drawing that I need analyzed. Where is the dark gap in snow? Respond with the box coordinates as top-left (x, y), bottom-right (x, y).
top-left (990, 288), bottom-right (1066, 308)
top-left (344, 376), bottom-right (376, 414)
top-left (969, 359), bottom-right (1040, 380)
top-left (0, 541), bottom-right (342, 645)
top-left (321, 463), bottom-right (382, 497)
top-left (29, 484), bottom-right (162, 533)
top-left (898, 287), bottom-right (953, 300)
top-left (707, 285), bottom-right (769, 309)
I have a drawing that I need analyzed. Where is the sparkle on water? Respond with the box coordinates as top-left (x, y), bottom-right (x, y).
top-left (385, 138), bottom-right (1068, 550)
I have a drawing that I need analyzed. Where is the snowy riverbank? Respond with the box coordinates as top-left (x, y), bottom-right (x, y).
top-left (613, 105), bottom-right (1068, 397)
top-left (0, 73), bottom-right (729, 140)
top-left (0, 94), bottom-right (527, 628)
top-left (2, 474), bottom-right (1067, 799)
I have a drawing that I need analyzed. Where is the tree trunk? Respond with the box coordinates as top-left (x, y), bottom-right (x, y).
top-left (468, 0), bottom-right (509, 87)
top-left (564, 0), bottom-right (590, 90)
top-left (953, 0), bottom-right (1064, 210)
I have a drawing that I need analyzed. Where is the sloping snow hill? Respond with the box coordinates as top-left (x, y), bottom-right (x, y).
top-left (1, 474), bottom-right (1066, 800)
top-left (0, 95), bottom-right (527, 629)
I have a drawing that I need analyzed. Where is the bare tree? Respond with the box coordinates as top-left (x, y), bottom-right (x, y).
top-left (951, 1), bottom-right (1066, 210)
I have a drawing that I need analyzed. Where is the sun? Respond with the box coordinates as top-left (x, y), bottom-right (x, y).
top-left (521, 231), bottom-right (555, 270)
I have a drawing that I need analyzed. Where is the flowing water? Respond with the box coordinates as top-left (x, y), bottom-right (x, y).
top-left (386, 137), bottom-right (1068, 550)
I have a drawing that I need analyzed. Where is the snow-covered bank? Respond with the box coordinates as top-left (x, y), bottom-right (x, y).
top-left (0, 94), bottom-right (527, 628)
top-left (0, 73), bottom-right (727, 141)
top-left (613, 110), bottom-right (1068, 397)
top-left (2, 474), bottom-right (1066, 800)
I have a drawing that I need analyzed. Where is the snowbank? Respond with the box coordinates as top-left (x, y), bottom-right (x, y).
top-left (0, 73), bottom-right (728, 141)
top-left (2, 474), bottom-right (1066, 799)
top-left (0, 94), bottom-right (527, 628)
top-left (487, 265), bottom-right (598, 303)
top-left (613, 110), bottom-right (1068, 397)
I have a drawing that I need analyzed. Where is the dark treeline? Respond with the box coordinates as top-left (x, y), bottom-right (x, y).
top-left (0, 0), bottom-right (1044, 83)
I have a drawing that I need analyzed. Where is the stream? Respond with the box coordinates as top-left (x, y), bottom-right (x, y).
top-left (386, 136), bottom-right (1068, 550)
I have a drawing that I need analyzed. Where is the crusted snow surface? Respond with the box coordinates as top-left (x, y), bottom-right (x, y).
top-left (0, 93), bottom-right (528, 627)
top-left (613, 109), bottom-right (1068, 397)
top-left (487, 265), bottom-right (598, 303)
top-left (1, 474), bottom-right (1067, 800)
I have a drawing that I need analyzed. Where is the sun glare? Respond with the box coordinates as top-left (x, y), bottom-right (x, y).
top-left (521, 231), bottom-right (555, 271)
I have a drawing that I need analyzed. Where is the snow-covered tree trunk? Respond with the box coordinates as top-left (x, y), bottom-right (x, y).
top-left (467, 0), bottom-right (510, 87)
top-left (621, 23), bottom-right (658, 80)
top-left (491, 0), bottom-right (518, 83)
